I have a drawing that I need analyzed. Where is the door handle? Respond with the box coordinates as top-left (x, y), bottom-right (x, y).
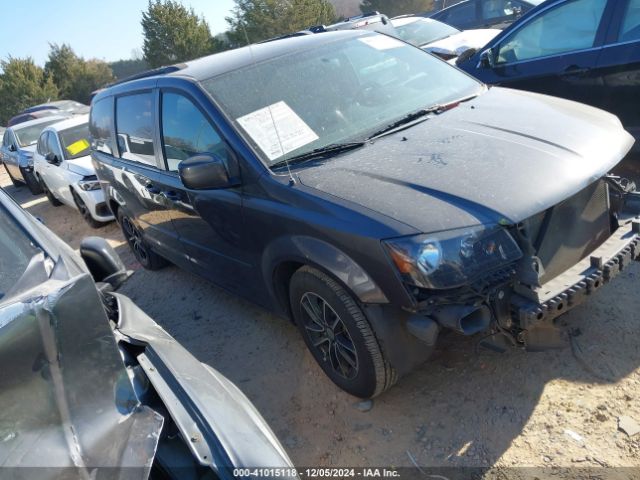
top-left (161, 190), bottom-right (181, 202)
top-left (144, 184), bottom-right (161, 194)
top-left (561, 65), bottom-right (590, 77)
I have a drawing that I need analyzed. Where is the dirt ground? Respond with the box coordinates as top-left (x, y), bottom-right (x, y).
top-left (2, 163), bottom-right (640, 476)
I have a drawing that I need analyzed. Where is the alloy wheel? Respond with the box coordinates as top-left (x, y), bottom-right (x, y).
top-left (121, 216), bottom-right (149, 263)
top-left (299, 292), bottom-right (359, 380)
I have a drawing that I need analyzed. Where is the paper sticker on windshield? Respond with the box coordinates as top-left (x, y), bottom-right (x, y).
top-left (236, 101), bottom-right (319, 161)
top-left (358, 36), bottom-right (404, 50)
top-left (66, 138), bottom-right (90, 156)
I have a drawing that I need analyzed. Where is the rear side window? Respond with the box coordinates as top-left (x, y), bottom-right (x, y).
top-left (619, 0), bottom-right (640, 42)
top-left (115, 93), bottom-right (156, 167)
top-left (90, 97), bottom-right (115, 155)
top-left (160, 92), bottom-right (226, 172)
top-left (496, 0), bottom-right (607, 63)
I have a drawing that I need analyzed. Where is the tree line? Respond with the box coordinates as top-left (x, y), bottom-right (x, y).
top-left (0, 0), bottom-right (434, 125)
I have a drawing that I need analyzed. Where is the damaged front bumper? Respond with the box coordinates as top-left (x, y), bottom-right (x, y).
top-left (511, 219), bottom-right (640, 329)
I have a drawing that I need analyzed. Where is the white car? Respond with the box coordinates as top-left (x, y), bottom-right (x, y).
top-left (391, 16), bottom-right (500, 61)
top-left (33, 115), bottom-right (114, 227)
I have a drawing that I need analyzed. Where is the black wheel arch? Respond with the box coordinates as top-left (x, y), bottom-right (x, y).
top-left (263, 235), bottom-right (390, 319)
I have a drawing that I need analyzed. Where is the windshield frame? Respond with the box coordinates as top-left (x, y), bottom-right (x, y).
top-left (198, 33), bottom-right (484, 172)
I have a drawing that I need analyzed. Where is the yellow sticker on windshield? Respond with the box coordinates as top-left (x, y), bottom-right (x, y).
top-left (66, 139), bottom-right (90, 156)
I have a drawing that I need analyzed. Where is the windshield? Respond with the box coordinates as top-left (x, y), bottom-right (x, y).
top-left (394, 18), bottom-right (460, 46)
top-left (14, 120), bottom-right (63, 147)
top-left (59, 123), bottom-right (91, 159)
top-left (202, 34), bottom-right (482, 166)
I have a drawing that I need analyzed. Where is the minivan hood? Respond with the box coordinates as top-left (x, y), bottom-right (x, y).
top-left (66, 155), bottom-right (95, 176)
top-left (297, 87), bottom-right (635, 234)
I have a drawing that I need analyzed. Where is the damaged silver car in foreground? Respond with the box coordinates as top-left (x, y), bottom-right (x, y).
top-left (0, 188), bottom-right (294, 479)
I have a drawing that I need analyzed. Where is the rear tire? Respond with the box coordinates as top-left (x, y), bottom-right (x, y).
top-left (117, 209), bottom-right (168, 270)
top-left (21, 167), bottom-right (43, 195)
top-left (39, 175), bottom-right (62, 206)
top-left (4, 164), bottom-right (22, 187)
top-left (289, 266), bottom-right (393, 398)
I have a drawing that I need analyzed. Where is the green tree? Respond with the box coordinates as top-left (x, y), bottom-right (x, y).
top-left (359, 0), bottom-right (434, 17)
top-left (226, 0), bottom-right (337, 46)
top-left (44, 43), bottom-right (114, 104)
top-left (0, 57), bottom-right (58, 125)
top-left (70, 60), bottom-right (114, 104)
top-left (108, 58), bottom-right (149, 80)
top-left (141, 0), bottom-right (215, 67)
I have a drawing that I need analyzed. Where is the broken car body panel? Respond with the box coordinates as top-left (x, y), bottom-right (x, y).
top-left (0, 189), bottom-right (294, 478)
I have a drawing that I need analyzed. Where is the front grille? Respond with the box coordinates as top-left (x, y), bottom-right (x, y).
top-left (524, 180), bottom-right (611, 284)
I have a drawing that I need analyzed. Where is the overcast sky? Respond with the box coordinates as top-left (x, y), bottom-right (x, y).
top-left (0, 0), bottom-right (236, 66)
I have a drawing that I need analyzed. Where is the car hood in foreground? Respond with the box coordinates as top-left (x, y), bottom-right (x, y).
top-left (66, 155), bottom-right (95, 177)
top-left (423, 28), bottom-right (501, 57)
top-left (297, 87), bottom-right (635, 234)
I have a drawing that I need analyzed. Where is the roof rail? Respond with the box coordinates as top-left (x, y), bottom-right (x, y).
top-left (107, 64), bottom-right (188, 88)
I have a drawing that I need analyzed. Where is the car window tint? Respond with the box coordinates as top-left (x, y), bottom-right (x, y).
top-left (46, 131), bottom-right (63, 159)
top-left (443, 2), bottom-right (476, 24)
top-left (482, 0), bottom-right (517, 19)
top-left (620, 0), bottom-right (640, 42)
top-left (90, 97), bottom-right (115, 155)
top-left (161, 93), bottom-right (226, 172)
top-left (496, 0), bottom-right (607, 64)
top-left (0, 206), bottom-right (40, 301)
top-left (115, 93), bottom-right (156, 166)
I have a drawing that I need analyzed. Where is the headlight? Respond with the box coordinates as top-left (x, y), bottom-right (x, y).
top-left (20, 152), bottom-right (34, 166)
top-left (384, 226), bottom-right (522, 290)
top-left (78, 176), bottom-right (101, 191)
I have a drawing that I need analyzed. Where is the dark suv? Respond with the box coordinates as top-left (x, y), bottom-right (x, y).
top-left (91, 30), bottom-right (639, 398)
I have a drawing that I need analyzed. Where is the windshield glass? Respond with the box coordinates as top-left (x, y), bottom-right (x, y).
top-left (394, 18), bottom-right (460, 46)
top-left (59, 123), bottom-right (91, 159)
top-left (14, 120), bottom-right (64, 147)
top-left (202, 33), bottom-right (482, 166)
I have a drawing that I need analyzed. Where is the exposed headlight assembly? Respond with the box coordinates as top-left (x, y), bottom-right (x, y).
top-left (384, 226), bottom-right (522, 290)
top-left (78, 176), bottom-right (101, 191)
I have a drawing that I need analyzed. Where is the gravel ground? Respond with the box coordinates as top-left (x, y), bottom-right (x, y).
top-left (2, 165), bottom-right (640, 476)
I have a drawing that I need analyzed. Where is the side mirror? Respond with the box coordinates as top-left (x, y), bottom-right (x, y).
top-left (8, 144), bottom-right (16, 152)
top-left (179, 153), bottom-right (234, 190)
top-left (80, 236), bottom-right (131, 291)
top-left (45, 152), bottom-right (59, 164)
top-left (479, 48), bottom-right (495, 69)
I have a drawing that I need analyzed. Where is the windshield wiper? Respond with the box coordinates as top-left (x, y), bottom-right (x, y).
top-left (367, 95), bottom-right (479, 141)
top-left (270, 142), bottom-right (366, 169)
top-left (367, 104), bottom-right (451, 141)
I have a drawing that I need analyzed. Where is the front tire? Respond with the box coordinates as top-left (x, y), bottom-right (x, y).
top-left (71, 188), bottom-right (105, 229)
top-left (4, 164), bottom-right (22, 187)
top-left (289, 266), bottom-right (393, 398)
top-left (117, 209), bottom-right (168, 270)
top-left (21, 167), bottom-right (43, 195)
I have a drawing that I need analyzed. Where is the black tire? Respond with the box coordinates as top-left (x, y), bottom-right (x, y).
top-left (289, 266), bottom-right (393, 398)
top-left (4, 164), bottom-right (22, 187)
top-left (117, 209), bottom-right (168, 270)
top-left (21, 167), bottom-right (43, 195)
top-left (70, 188), bottom-right (107, 229)
top-left (39, 175), bottom-right (62, 206)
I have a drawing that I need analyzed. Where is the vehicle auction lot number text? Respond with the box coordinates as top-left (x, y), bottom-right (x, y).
top-left (233, 468), bottom-right (401, 478)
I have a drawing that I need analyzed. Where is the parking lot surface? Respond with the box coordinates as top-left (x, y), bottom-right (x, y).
top-left (2, 167), bottom-right (639, 471)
